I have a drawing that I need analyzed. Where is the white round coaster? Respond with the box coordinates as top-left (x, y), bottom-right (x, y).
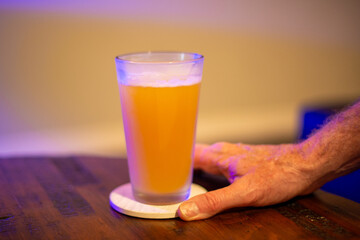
top-left (109, 183), bottom-right (207, 219)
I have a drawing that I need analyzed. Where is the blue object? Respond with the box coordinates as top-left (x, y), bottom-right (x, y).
top-left (299, 106), bottom-right (360, 203)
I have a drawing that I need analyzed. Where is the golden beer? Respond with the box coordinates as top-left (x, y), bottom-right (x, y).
top-left (119, 82), bottom-right (200, 204)
top-left (115, 52), bottom-right (204, 204)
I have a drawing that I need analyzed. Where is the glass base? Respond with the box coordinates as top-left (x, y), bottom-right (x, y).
top-left (133, 189), bottom-right (190, 205)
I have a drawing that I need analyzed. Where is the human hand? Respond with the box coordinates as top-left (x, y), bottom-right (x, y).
top-left (177, 142), bottom-right (321, 221)
top-left (178, 102), bottom-right (360, 221)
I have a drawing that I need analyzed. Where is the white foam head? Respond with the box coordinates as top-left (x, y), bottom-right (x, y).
top-left (118, 73), bottom-right (201, 87)
top-left (115, 52), bottom-right (204, 87)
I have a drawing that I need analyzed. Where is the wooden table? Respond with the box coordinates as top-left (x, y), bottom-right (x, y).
top-left (0, 156), bottom-right (359, 239)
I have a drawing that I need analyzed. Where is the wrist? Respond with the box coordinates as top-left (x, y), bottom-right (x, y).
top-left (296, 129), bottom-right (358, 191)
top-left (294, 137), bottom-right (339, 192)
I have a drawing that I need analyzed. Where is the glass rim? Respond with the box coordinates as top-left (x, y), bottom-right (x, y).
top-left (115, 51), bottom-right (204, 64)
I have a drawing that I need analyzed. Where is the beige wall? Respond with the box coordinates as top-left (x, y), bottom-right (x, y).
top-left (1, 1), bottom-right (359, 156)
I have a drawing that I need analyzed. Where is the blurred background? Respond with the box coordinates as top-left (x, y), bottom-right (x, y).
top-left (0, 0), bottom-right (359, 157)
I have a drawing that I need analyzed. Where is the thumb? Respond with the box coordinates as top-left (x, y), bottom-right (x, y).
top-left (177, 184), bottom-right (241, 221)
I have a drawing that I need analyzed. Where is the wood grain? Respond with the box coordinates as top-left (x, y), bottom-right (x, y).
top-left (0, 156), bottom-right (359, 240)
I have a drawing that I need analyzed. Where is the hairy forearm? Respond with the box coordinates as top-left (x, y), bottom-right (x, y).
top-left (300, 100), bottom-right (360, 187)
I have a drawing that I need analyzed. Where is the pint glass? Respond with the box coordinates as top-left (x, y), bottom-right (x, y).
top-left (115, 52), bottom-right (204, 204)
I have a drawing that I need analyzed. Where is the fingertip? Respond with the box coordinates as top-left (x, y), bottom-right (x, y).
top-left (177, 201), bottom-right (198, 221)
top-left (180, 183), bottom-right (245, 220)
top-left (178, 200), bottom-right (213, 221)
top-left (194, 144), bottom-right (209, 168)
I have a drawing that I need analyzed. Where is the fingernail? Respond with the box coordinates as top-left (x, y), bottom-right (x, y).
top-left (180, 202), bottom-right (199, 219)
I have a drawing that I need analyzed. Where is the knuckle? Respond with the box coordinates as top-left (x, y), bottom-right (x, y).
top-left (202, 192), bottom-right (222, 213)
top-left (244, 184), bottom-right (267, 206)
top-left (211, 142), bottom-right (232, 152)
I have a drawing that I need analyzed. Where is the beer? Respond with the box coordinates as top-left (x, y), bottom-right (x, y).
top-left (119, 82), bottom-right (200, 204)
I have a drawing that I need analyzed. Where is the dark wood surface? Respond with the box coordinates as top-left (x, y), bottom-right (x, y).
top-left (0, 156), bottom-right (359, 240)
